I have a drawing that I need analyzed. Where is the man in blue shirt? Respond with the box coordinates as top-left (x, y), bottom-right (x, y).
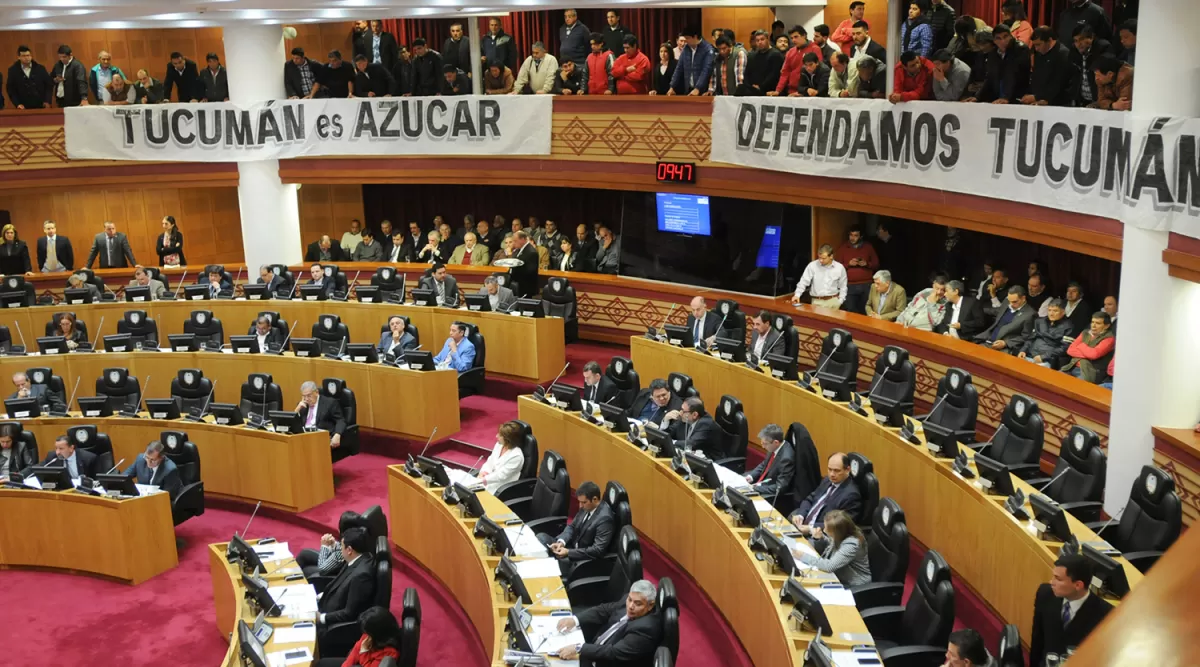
top-left (669, 27), bottom-right (715, 95)
top-left (434, 322), bottom-right (476, 373)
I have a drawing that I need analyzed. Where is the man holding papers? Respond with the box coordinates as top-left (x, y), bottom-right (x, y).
top-left (540, 481), bottom-right (615, 576)
top-left (316, 527), bottom-right (375, 656)
top-left (123, 441), bottom-right (181, 499)
top-left (554, 579), bottom-right (662, 665)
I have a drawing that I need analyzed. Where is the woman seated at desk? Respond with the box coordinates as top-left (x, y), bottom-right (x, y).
top-left (377, 316), bottom-right (416, 356)
top-left (314, 606), bottom-right (400, 667)
top-left (793, 509), bottom-right (871, 587)
top-left (55, 312), bottom-right (88, 351)
top-left (478, 420), bottom-right (526, 495)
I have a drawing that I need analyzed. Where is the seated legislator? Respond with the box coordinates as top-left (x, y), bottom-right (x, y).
top-left (974, 285), bottom-right (1035, 354)
top-left (477, 420), bottom-right (526, 494)
top-left (668, 397), bottom-right (725, 460)
top-left (944, 629), bottom-right (995, 667)
top-left (377, 316), bottom-right (416, 356)
top-left (478, 275), bottom-right (517, 312)
top-left (626, 378), bottom-right (682, 428)
top-left (313, 606), bottom-right (401, 667)
top-left (305, 235), bottom-right (346, 263)
top-left (316, 527), bottom-right (376, 653)
top-left (1030, 555), bottom-right (1111, 667)
top-left (865, 270), bottom-right (907, 321)
top-left (1060, 312), bottom-right (1115, 384)
top-left (744, 423), bottom-right (795, 497)
top-left (895, 274), bottom-right (947, 331)
top-left (67, 272), bottom-right (103, 302)
top-left (258, 265), bottom-right (285, 295)
top-left (419, 263), bottom-right (460, 308)
top-left (581, 361), bottom-right (619, 405)
top-left (449, 232), bottom-right (490, 265)
top-left (936, 279), bottom-right (987, 339)
top-left (1018, 298), bottom-right (1074, 368)
top-left (54, 312), bottom-right (88, 351)
top-left (0, 425), bottom-right (37, 481)
top-left (205, 266), bottom-right (233, 299)
top-left (433, 322), bottom-right (475, 373)
top-left (251, 315), bottom-right (285, 353)
top-left (128, 266), bottom-right (168, 300)
top-left (793, 509), bottom-right (871, 587)
top-left (789, 453), bottom-right (862, 536)
top-left (540, 481), bottom-right (616, 575)
top-left (748, 310), bottom-right (782, 364)
top-left (297, 511), bottom-right (367, 579)
top-left (10, 371), bottom-right (66, 413)
top-left (385, 231), bottom-right (412, 264)
top-left (685, 296), bottom-right (721, 349)
top-left (23, 434), bottom-right (98, 480)
top-left (307, 264), bottom-right (338, 299)
top-left (554, 579), bottom-right (663, 665)
top-left (296, 380), bottom-right (346, 451)
top-left (123, 440), bottom-right (182, 498)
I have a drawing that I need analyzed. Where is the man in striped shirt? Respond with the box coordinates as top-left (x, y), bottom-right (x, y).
top-left (296, 511), bottom-right (366, 578)
top-left (705, 36), bottom-right (746, 96)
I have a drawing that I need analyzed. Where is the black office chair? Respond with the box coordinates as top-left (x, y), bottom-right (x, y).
top-left (312, 314), bottom-right (350, 355)
top-left (240, 373), bottom-right (283, 417)
top-left (569, 481), bottom-right (633, 582)
top-left (457, 322), bottom-right (487, 397)
top-left (194, 265), bottom-right (234, 286)
top-left (184, 310), bottom-right (224, 348)
top-left (604, 357), bottom-right (640, 410)
top-left (494, 450), bottom-right (570, 534)
top-left (267, 265), bottom-right (295, 297)
top-left (786, 422), bottom-right (822, 517)
top-left (323, 264), bottom-right (349, 295)
top-left (45, 312), bottom-right (88, 339)
top-left (116, 310), bottom-right (159, 347)
top-left (1028, 425), bottom-right (1106, 522)
top-left (95, 367), bottom-right (141, 412)
top-left (160, 430), bottom-right (205, 526)
top-left (67, 424), bottom-right (114, 473)
top-left (921, 368), bottom-right (978, 444)
top-left (0, 326), bottom-right (11, 352)
top-left (996, 624), bottom-right (1024, 667)
top-left (370, 267), bottom-right (406, 301)
top-left (78, 269), bottom-right (105, 293)
top-left (851, 498), bottom-right (910, 610)
top-left (772, 313), bottom-right (800, 360)
top-left (490, 271), bottom-right (513, 291)
top-left (812, 328), bottom-right (859, 401)
top-left (657, 578), bottom-right (679, 663)
top-left (567, 525), bottom-right (642, 611)
top-left (398, 587), bottom-right (421, 667)
top-left (379, 315), bottom-right (421, 349)
top-left (251, 311), bottom-right (290, 337)
top-left (861, 550), bottom-right (955, 664)
top-left (1089, 465), bottom-right (1182, 572)
top-left (514, 420), bottom-right (541, 482)
top-left (968, 394), bottom-right (1045, 480)
top-left (361, 504), bottom-right (388, 542)
top-left (653, 647), bottom-right (674, 667)
top-left (322, 377), bottom-right (360, 461)
top-left (867, 345), bottom-right (915, 427)
top-left (667, 372), bottom-right (698, 402)
top-left (26, 367), bottom-right (66, 408)
top-left (170, 368), bottom-right (213, 414)
top-left (711, 395), bottom-right (749, 473)
top-left (541, 277), bottom-right (578, 342)
top-left (846, 452), bottom-right (880, 529)
top-left (712, 299), bottom-right (746, 342)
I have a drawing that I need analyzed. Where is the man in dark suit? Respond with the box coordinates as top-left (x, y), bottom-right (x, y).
top-left (0, 426), bottom-right (36, 481)
top-left (85, 221), bottom-right (136, 269)
top-left (285, 48), bottom-right (326, 99)
top-left (574, 223), bottom-right (599, 266)
top-left (936, 279), bottom-right (987, 339)
top-left (508, 230), bottom-right (540, 298)
top-left (305, 236), bottom-right (346, 263)
top-left (975, 285), bottom-right (1035, 354)
top-left (317, 527), bottom-right (376, 655)
top-left (351, 54), bottom-right (393, 97)
top-left (685, 296), bottom-right (721, 349)
top-left (205, 267), bottom-right (233, 299)
top-left (296, 380), bottom-right (346, 451)
top-left (851, 21), bottom-right (888, 63)
top-left (163, 52), bottom-right (201, 102)
top-left (626, 378), bottom-right (681, 427)
top-left (581, 361), bottom-right (619, 405)
top-left (789, 452), bottom-right (862, 535)
top-left (366, 20), bottom-right (400, 71)
top-left (748, 310), bottom-right (783, 364)
top-left (50, 45), bottom-right (88, 107)
top-left (122, 441), bottom-right (182, 499)
top-left (1030, 554), bottom-right (1111, 667)
top-left (555, 579), bottom-right (663, 666)
top-left (37, 220), bottom-right (73, 272)
top-left (250, 315), bottom-right (285, 353)
top-left (1062, 282), bottom-right (1092, 338)
top-left (540, 481), bottom-right (616, 576)
top-left (668, 397), bottom-right (725, 460)
top-left (419, 263), bottom-right (459, 308)
top-left (745, 424), bottom-right (795, 501)
top-left (305, 264), bottom-right (338, 299)
top-left (7, 46), bottom-right (54, 110)
top-left (377, 315), bottom-right (417, 356)
top-left (24, 434), bottom-right (98, 480)
top-left (258, 265), bottom-right (284, 295)
top-left (9, 371), bottom-right (66, 413)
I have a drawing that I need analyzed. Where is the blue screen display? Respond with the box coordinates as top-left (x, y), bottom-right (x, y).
top-left (755, 225), bottom-right (782, 269)
top-left (656, 193), bottom-right (712, 236)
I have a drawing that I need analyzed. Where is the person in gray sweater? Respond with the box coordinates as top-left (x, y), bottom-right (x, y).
top-left (931, 48), bottom-right (971, 101)
top-left (795, 509), bottom-right (872, 587)
top-left (352, 229), bottom-right (385, 262)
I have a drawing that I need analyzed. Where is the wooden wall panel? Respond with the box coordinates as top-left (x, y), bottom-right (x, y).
top-left (297, 184), bottom-right (366, 255)
top-left (284, 23), bottom-right (355, 68)
top-left (702, 8), bottom-right (778, 43)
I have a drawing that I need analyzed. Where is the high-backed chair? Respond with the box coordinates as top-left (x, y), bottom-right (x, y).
top-left (26, 367), bottom-right (66, 409)
top-left (95, 368), bottom-right (141, 412)
top-left (398, 588), bottom-right (421, 667)
top-left (194, 265), bottom-right (234, 286)
top-left (711, 395), bottom-right (749, 472)
top-left (378, 315), bottom-right (420, 349)
top-left (922, 368), bottom-right (979, 444)
top-left (812, 328), bottom-right (859, 401)
top-left (861, 550), bottom-right (955, 663)
top-left (494, 450), bottom-right (570, 533)
top-left (787, 422), bottom-right (823, 516)
top-left (322, 264), bottom-right (349, 295)
top-left (184, 310), bottom-right (224, 347)
top-left (1090, 466), bottom-right (1182, 572)
top-left (657, 578), bottom-right (679, 663)
top-left (45, 312), bottom-right (88, 339)
top-left (567, 525), bottom-right (642, 611)
top-left (712, 299), bottom-right (746, 342)
top-left (117, 310), bottom-right (159, 347)
top-left (969, 394), bottom-right (1045, 479)
top-left (249, 311), bottom-right (290, 337)
top-left (604, 357), bottom-right (640, 410)
top-left (851, 498), bottom-right (910, 610)
top-left (322, 377), bottom-right (360, 460)
top-left (370, 267), bottom-right (405, 301)
top-left (771, 313), bottom-right (800, 360)
top-left (240, 373), bottom-right (283, 417)
top-left (541, 276), bottom-right (578, 342)
top-left (997, 624), bottom-right (1024, 667)
top-left (568, 481), bottom-right (634, 582)
top-left (77, 269), bottom-right (105, 293)
top-left (66, 424), bottom-right (114, 473)
top-left (160, 430), bottom-right (205, 526)
top-left (490, 271), bottom-right (513, 291)
top-left (867, 345), bottom-right (915, 427)
top-left (0, 276), bottom-right (33, 307)
top-left (457, 322), bottom-right (487, 397)
top-left (0, 325), bottom-right (11, 352)
top-left (361, 504), bottom-right (388, 542)
top-left (312, 314), bottom-right (350, 355)
top-left (170, 369), bottom-right (213, 414)
top-left (267, 265), bottom-right (295, 296)
top-left (846, 452), bottom-right (880, 529)
top-left (1029, 426), bottom-right (1106, 522)
top-left (667, 372), bottom-right (698, 402)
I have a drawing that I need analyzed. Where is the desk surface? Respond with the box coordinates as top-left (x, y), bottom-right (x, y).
top-left (629, 337), bottom-right (1142, 642)
top-left (0, 487), bottom-right (177, 584)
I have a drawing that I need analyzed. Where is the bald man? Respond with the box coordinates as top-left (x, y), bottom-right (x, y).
top-left (684, 296), bottom-right (721, 348)
top-left (304, 235), bottom-right (347, 262)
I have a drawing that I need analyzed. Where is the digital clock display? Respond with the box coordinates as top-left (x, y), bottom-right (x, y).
top-left (655, 161), bottom-right (697, 184)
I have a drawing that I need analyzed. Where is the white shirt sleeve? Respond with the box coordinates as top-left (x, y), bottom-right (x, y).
top-left (480, 442), bottom-right (503, 476)
top-left (836, 264), bottom-right (848, 303)
top-left (484, 448), bottom-right (525, 494)
top-left (795, 261), bottom-right (816, 298)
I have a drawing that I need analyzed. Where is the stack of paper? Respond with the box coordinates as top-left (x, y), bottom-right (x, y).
top-left (752, 498), bottom-right (776, 514)
top-left (504, 527), bottom-right (550, 557)
top-left (134, 484), bottom-right (161, 496)
top-left (781, 534), bottom-right (819, 558)
top-left (270, 623), bottom-right (317, 645)
top-left (715, 464), bottom-right (751, 490)
top-left (446, 468), bottom-right (481, 488)
top-left (254, 543), bottom-right (294, 563)
top-left (832, 650), bottom-right (882, 666)
top-left (267, 647), bottom-right (313, 667)
top-left (268, 584), bottom-right (318, 614)
top-left (809, 586), bottom-right (857, 607)
top-left (526, 616), bottom-right (585, 653)
top-left (515, 557), bottom-right (564, 580)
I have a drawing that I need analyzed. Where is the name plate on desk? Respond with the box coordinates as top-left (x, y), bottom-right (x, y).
top-left (978, 477), bottom-right (993, 491)
top-left (189, 294), bottom-right (205, 300)
top-left (83, 409), bottom-right (102, 417)
top-left (668, 338), bottom-right (682, 347)
top-left (822, 389), bottom-right (837, 399)
top-left (276, 424), bottom-right (293, 434)
top-left (131, 296), bottom-right (146, 302)
top-left (151, 411), bottom-right (169, 419)
top-left (216, 416), bottom-right (231, 425)
top-left (771, 369), bottom-right (785, 378)
top-left (1032, 519), bottom-right (1048, 535)
top-left (719, 352), bottom-right (734, 361)
top-left (295, 350), bottom-right (311, 358)
top-left (44, 348), bottom-right (59, 354)
top-left (352, 355), bottom-right (368, 362)
top-left (12, 409), bottom-right (30, 418)
top-left (4, 301), bottom-right (19, 308)
top-left (305, 295), bottom-right (318, 301)
top-left (248, 294), bottom-right (262, 300)
top-left (520, 310), bottom-right (536, 317)
top-left (468, 304), bottom-right (482, 311)
top-left (235, 346), bottom-right (252, 353)
top-left (69, 298), bottom-right (85, 305)
top-left (873, 412), bottom-right (888, 424)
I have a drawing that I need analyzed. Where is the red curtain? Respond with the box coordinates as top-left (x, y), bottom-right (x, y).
top-left (952, 0), bottom-right (1126, 28)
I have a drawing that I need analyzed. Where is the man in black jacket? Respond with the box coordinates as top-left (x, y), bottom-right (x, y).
top-left (745, 424), bottom-right (795, 502)
top-left (1024, 26), bottom-right (1077, 106)
top-left (969, 23), bottom-right (1030, 103)
top-left (555, 580), bottom-right (663, 665)
top-left (798, 52), bottom-right (830, 97)
top-left (559, 8), bottom-right (591, 66)
top-left (316, 527), bottom-right (376, 656)
top-left (739, 30), bottom-right (784, 95)
top-left (296, 379), bottom-right (346, 451)
top-left (510, 230), bottom-right (540, 298)
top-left (1069, 23), bottom-right (1111, 108)
top-left (936, 280), bottom-right (988, 340)
top-left (668, 397), bottom-right (725, 460)
top-left (366, 20), bottom-right (400, 71)
top-left (198, 53), bottom-right (228, 102)
top-left (1018, 299), bottom-right (1075, 368)
top-left (441, 65), bottom-right (468, 95)
top-left (601, 10), bottom-right (631, 56)
top-left (24, 435), bottom-right (98, 480)
top-left (1030, 554), bottom-right (1110, 667)
top-left (541, 481), bottom-right (616, 575)
top-left (163, 52), bottom-right (200, 102)
top-left (581, 361), bottom-right (619, 405)
top-left (50, 45), bottom-right (88, 107)
top-left (353, 55), bottom-right (393, 98)
top-left (320, 50), bottom-right (355, 98)
top-left (285, 48), bottom-right (324, 99)
top-left (1057, 0), bottom-right (1112, 46)
top-left (482, 18), bottom-right (517, 73)
top-left (390, 45), bottom-right (415, 96)
top-left (626, 379), bottom-right (681, 427)
top-left (928, 0), bottom-right (957, 51)
top-left (305, 236), bottom-right (346, 263)
top-left (789, 453), bottom-right (863, 534)
top-left (685, 296), bottom-right (720, 348)
top-left (441, 23), bottom-right (472, 76)
top-left (410, 38), bottom-right (443, 96)
top-left (7, 46), bottom-right (53, 109)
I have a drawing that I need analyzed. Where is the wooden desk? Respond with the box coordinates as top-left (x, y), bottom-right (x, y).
top-left (16, 416), bottom-right (334, 512)
top-left (0, 348), bottom-right (460, 442)
top-left (0, 488), bottom-right (177, 584)
top-left (518, 396), bottom-right (877, 665)
top-left (208, 541), bottom-right (319, 667)
top-left (629, 337), bottom-right (1143, 640)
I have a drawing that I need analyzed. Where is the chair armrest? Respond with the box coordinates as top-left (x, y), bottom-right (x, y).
top-left (505, 496), bottom-right (534, 521)
top-left (859, 605), bottom-right (906, 644)
top-left (850, 582), bottom-right (905, 611)
top-left (567, 555), bottom-right (616, 583)
top-left (1121, 550), bottom-right (1164, 573)
top-left (1058, 501), bottom-right (1104, 523)
top-left (524, 515), bottom-right (568, 537)
top-left (880, 645), bottom-right (951, 667)
top-left (494, 478), bottom-right (536, 502)
top-left (713, 456), bottom-right (746, 474)
top-left (953, 429), bottom-right (977, 444)
top-left (1008, 462), bottom-right (1044, 480)
top-left (1025, 476), bottom-right (1051, 490)
top-left (459, 367), bottom-right (486, 383)
top-left (1084, 522), bottom-right (1119, 542)
top-left (308, 575), bottom-right (335, 595)
top-left (566, 576), bottom-right (613, 609)
top-left (966, 441), bottom-right (991, 458)
top-left (321, 620), bottom-right (362, 658)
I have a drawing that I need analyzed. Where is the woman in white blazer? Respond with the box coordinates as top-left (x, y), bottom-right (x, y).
top-left (479, 421), bottom-right (526, 495)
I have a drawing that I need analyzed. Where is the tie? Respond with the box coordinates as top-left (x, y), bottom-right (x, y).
top-left (148, 465), bottom-right (157, 485)
top-left (107, 236), bottom-right (116, 266)
top-left (806, 484), bottom-right (836, 526)
top-left (1061, 601), bottom-right (1072, 627)
top-left (694, 317), bottom-right (702, 344)
top-left (306, 403), bottom-right (318, 427)
top-left (756, 451), bottom-right (776, 484)
top-left (46, 237), bottom-right (59, 271)
top-left (67, 456), bottom-right (78, 479)
top-left (596, 616), bottom-right (629, 645)
top-left (211, 284), bottom-right (219, 298)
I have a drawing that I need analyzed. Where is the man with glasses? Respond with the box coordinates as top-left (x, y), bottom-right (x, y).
top-left (123, 440), bottom-right (182, 498)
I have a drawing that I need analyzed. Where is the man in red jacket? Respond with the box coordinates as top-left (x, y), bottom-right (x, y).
top-left (612, 34), bottom-right (650, 94)
top-left (767, 25), bottom-right (824, 96)
top-left (833, 226), bottom-right (879, 314)
top-left (586, 32), bottom-right (616, 95)
top-left (890, 50), bottom-right (934, 102)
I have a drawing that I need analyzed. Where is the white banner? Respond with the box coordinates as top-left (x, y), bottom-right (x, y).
top-left (712, 98), bottom-right (1200, 240)
top-left (64, 96), bottom-right (552, 162)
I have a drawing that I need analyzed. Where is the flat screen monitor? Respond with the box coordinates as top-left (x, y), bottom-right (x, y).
top-left (973, 452), bottom-right (1016, 497)
top-left (513, 299), bottom-right (544, 318)
top-left (682, 451), bottom-right (721, 489)
top-left (414, 454), bottom-right (451, 487)
top-left (242, 284), bottom-right (268, 301)
top-left (765, 352), bottom-right (798, 381)
top-left (1081, 542), bottom-right (1130, 599)
top-left (495, 554), bottom-right (533, 604)
top-left (922, 419), bottom-right (959, 458)
top-left (867, 391), bottom-right (907, 428)
top-left (644, 423), bottom-right (675, 458)
top-left (237, 619), bottom-right (270, 667)
top-left (802, 637), bottom-right (836, 667)
top-left (450, 482), bottom-right (486, 518)
top-left (229, 335), bottom-right (259, 354)
top-left (289, 337), bottom-right (319, 358)
top-left (662, 324), bottom-right (693, 349)
top-left (355, 286), bottom-right (381, 303)
top-left (472, 513), bottom-right (516, 556)
top-left (1030, 493), bottom-right (1074, 543)
top-left (713, 336), bottom-right (746, 363)
top-left (299, 284), bottom-right (327, 301)
top-left (656, 192), bottom-right (712, 236)
top-left (103, 333), bottom-right (133, 353)
top-left (506, 604), bottom-right (533, 652)
top-left (96, 472), bottom-right (139, 496)
top-left (228, 534), bottom-right (265, 573)
top-left (31, 464), bottom-right (73, 491)
top-left (725, 485), bottom-right (760, 528)
top-left (77, 396), bottom-right (113, 418)
top-left (210, 402), bottom-right (244, 426)
top-left (464, 294), bottom-right (491, 312)
top-left (548, 383), bottom-right (582, 412)
top-left (145, 398), bottom-right (181, 420)
top-left (268, 410), bottom-right (305, 434)
top-left (36, 336), bottom-right (69, 355)
top-left (346, 343), bottom-right (378, 364)
top-left (64, 287), bottom-right (93, 305)
top-left (410, 288), bottom-right (435, 307)
top-left (787, 581), bottom-right (833, 636)
top-left (183, 284), bottom-right (211, 301)
top-left (240, 572), bottom-right (281, 617)
top-left (596, 402), bottom-right (629, 433)
top-left (4, 397), bottom-right (40, 419)
top-left (168, 333), bottom-right (199, 352)
top-left (125, 286), bottom-right (152, 303)
top-left (755, 225), bottom-right (783, 270)
top-left (402, 350), bottom-right (436, 371)
top-left (0, 291), bottom-right (25, 309)
top-left (750, 526), bottom-right (797, 575)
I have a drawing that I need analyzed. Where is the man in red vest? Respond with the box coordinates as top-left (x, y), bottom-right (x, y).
top-left (586, 31), bottom-right (616, 95)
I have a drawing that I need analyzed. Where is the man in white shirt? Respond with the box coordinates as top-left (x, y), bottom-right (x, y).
top-left (340, 219), bottom-right (362, 254)
top-left (791, 244), bottom-right (847, 309)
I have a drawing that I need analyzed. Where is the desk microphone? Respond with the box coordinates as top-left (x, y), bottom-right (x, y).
top-left (286, 276), bottom-right (300, 300)
top-left (1093, 504), bottom-right (1127, 537)
top-left (467, 455), bottom-right (485, 477)
top-left (128, 374), bottom-right (151, 415)
top-left (756, 328), bottom-right (785, 364)
top-left (14, 320), bottom-right (27, 351)
top-left (173, 270), bottom-right (190, 299)
top-left (1037, 466), bottom-right (1073, 497)
top-left (239, 501), bottom-right (264, 539)
top-left (979, 423), bottom-right (1009, 451)
top-left (417, 427), bottom-right (439, 460)
top-left (105, 458), bottom-right (127, 475)
top-left (270, 321), bottom-right (300, 356)
top-left (760, 481), bottom-right (786, 526)
top-left (89, 316), bottom-right (106, 349)
top-left (655, 303), bottom-right (679, 336)
top-left (920, 392), bottom-right (951, 426)
top-left (864, 369), bottom-right (887, 401)
top-left (508, 521), bottom-right (530, 557)
top-left (703, 310), bottom-right (730, 350)
top-left (232, 266), bottom-right (244, 297)
top-left (537, 363), bottom-right (571, 398)
top-left (188, 380), bottom-right (217, 421)
top-left (347, 270), bottom-right (361, 298)
top-left (808, 339), bottom-right (841, 382)
top-left (65, 375), bottom-right (82, 413)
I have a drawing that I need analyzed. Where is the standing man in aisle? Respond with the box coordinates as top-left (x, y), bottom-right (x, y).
top-left (509, 230), bottom-right (540, 298)
top-left (85, 221), bottom-right (135, 269)
top-left (559, 9), bottom-right (591, 67)
top-left (791, 244), bottom-right (847, 310)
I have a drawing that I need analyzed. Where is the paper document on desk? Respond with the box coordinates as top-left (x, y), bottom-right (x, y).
top-left (752, 498), bottom-right (776, 513)
top-left (515, 557), bottom-right (563, 580)
top-left (527, 616), bottom-right (585, 653)
top-left (270, 624), bottom-right (317, 645)
top-left (135, 484), bottom-right (160, 496)
top-left (504, 527), bottom-right (550, 557)
top-left (781, 534), bottom-right (819, 558)
top-left (268, 584), bottom-right (318, 613)
top-left (23, 476), bottom-right (42, 489)
top-left (715, 464), bottom-right (751, 490)
top-left (809, 586), bottom-right (857, 607)
top-left (255, 543), bottom-right (294, 562)
top-left (540, 598), bottom-right (572, 609)
top-left (446, 468), bottom-right (482, 488)
top-left (833, 650), bottom-right (882, 666)
top-left (267, 647), bottom-right (313, 667)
